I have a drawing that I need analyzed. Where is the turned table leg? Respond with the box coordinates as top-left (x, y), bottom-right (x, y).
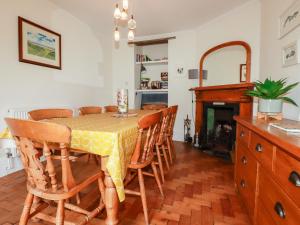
top-left (101, 156), bottom-right (119, 225)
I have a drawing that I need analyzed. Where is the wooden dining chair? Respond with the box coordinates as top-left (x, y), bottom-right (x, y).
top-left (28, 108), bottom-right (81, 161)
top-left (28, 109), bottom-right (73, 121)
top-left (154, 108), bottom-right (171, 183)
top-left (79, 106), bottom-right (102, 115)
top-left (142, 104), bottom-right (167, 110)
top-left (5, 118), bottom-right (105, 225)
top-left (124, 111), bottom-right (164, 225)
top-left (104, 105), bottom-right (118, 113)
top-left (166, 105), bottom-right (178, 164)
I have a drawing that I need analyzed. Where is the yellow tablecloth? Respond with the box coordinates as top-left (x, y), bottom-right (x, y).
top-left (0, 128), bottom-right (11, 139)
top-left (48, 110), bottom-right (152, 202)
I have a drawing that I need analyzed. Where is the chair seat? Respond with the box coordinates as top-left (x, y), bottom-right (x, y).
top-left (127, 154), bottom-right (154, 169)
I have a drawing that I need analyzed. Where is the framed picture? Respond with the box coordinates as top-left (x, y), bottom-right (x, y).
top-left (18, 17), bottom-right (62, 69)
top-left (240, 64), bottom-right (247, 82)
top-left (279, 0), bottom-right (300, 39)
top-left (282, 41), bottom-right (300, 67)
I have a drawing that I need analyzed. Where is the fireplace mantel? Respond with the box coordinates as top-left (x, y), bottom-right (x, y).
top-left (191, 83), bottom-right (254, 133)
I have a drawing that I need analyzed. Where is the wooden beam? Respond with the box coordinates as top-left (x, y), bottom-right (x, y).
top-left (128, 36), bottom-right (176, 46)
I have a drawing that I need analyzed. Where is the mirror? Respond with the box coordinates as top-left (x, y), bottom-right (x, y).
top-left (199, 41), bottom-right (251, 87)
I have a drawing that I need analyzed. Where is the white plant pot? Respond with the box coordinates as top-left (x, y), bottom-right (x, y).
top-left (258, 99), bottom-right (283, 114)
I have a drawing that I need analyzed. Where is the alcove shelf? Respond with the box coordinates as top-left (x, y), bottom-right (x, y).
top-left (136, 60), bottom-right (168, 65)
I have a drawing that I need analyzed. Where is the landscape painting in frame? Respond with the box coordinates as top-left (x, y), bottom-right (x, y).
top-left (18, 17), bottom-right (61, 69)
top-left (279, 0), bottom-right (300, 39)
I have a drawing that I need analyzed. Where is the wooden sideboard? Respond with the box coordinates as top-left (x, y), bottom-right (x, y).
top-left (234, 116), bottom-right (300, 225)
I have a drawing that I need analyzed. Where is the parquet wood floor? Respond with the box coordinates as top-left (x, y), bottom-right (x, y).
top-left (0, 142), bottom-right (250, 225)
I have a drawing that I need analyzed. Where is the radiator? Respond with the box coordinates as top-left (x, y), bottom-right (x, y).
top-left (7, 107), bottom-right (33, 119)
top-left (6, 107), bottom-right (78, 119)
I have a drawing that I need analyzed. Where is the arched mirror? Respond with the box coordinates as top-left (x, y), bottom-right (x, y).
top-left (199, 41), bottom-right (251, 87)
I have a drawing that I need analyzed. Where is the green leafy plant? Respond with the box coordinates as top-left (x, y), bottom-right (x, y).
top-left (246, 78), bottom-right (299, 106)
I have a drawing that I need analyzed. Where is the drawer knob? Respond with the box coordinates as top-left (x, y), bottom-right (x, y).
top-left (288, 171), bottom-right (300, 187)
top-left (274, 202), bottom-right (286, 219)
top-left (240, 180), bottom-right (246, 188)
top-left (255, 143), bottom-right (263, 152)
top-left (240, 131), bottom-right (245, 137)
top-left (241, 156), bottom-right (247, 165)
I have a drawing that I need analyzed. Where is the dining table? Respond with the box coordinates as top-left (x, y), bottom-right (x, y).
top-left (47, 110), bottom-right (154, 225)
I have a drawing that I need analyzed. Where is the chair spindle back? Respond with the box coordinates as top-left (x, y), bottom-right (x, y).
top-left (168, 105), bottom-right (178, 136)
top-left (130, 112), bottom-right (162, 164)
top-left (5, 118), bottom-right (75, 193)
top-left (157, 108), bottom-right (170, 145)
top-left (28, 109), bottom-right (73, 121)
top-left (79, 106), bottom-right (102, 116)
top-left (104, 105), bottom-right (118, 113)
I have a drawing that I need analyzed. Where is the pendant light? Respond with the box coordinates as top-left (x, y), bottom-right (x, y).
top-left (114, 27), bottom-right (120, 42)
top-left (114, 4), bottom-right (121, 19)
top-left (128, 15), bottom-right (137, 30)
top-left (128, 29), bottom-right (135, 41)
top-left (121, 9), bottom-right (128, 20)
top-left (123, 0), bottom-right (129, 10)
top-left (112, 0), bottom-right (137, 41)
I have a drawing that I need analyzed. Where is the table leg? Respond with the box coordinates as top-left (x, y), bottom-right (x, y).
top-left (101, 157), bottom-right (119, 225)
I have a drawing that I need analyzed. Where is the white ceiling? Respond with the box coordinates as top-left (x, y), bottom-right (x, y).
top-left (49, 0), bottom-right (252, 37)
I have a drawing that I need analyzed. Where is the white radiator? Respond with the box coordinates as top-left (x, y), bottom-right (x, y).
top-left (7, 107), bottom-right (34, 120)
top-left (6, 107), bottom-right (78, 119)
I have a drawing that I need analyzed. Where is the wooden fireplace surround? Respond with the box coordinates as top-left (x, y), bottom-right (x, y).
top-left (191, 41), bottom-right (254, 133)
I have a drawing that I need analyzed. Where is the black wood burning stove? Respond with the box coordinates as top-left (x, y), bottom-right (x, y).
top-left (199, 102), bottom-right (239, 160)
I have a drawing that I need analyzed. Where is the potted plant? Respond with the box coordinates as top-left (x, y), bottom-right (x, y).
top-left (246, 78), bottom-right (299, 114)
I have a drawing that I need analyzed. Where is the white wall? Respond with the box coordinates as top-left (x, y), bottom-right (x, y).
top-left (0, 0), bottom-right (113, 176)
top-left (0, 0), bottom-right (113, 131)
top-left (260, 0), bottom-right (300, 120)
top-left (169, 0), bottom-right (261, 141)
top-left (112, 0), bottom-right (261, 141)
top-left (112, 40), bottom-right (136, 108)
top-left (203, 46), bottom-right (246, 86)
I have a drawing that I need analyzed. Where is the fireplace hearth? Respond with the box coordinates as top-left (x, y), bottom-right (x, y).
top-left (199, 102), bottom-right (239, 160)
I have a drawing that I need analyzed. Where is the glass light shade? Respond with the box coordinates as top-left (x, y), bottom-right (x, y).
top-left (123, 0), bottom-right (129, 10)
top-left (128, 15), bottom-right (137, 30)
top-left (114, 28), bottom-right (120, 42)
top-left (128, 29), bottom-right (135, 41)
top-left (114, 4), bottom-right (121, 19)
top-left (121, 9), bottom-right (128, 20)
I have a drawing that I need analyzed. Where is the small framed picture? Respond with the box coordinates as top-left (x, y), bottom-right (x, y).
top-left (240, 64), bottom-right (247, 82)
top-left (279, 0), bottom-right (300, 39)
top-left (282, 41), bottom-right (300, 67)
top-left (18, 17), bottom-right (62, 69)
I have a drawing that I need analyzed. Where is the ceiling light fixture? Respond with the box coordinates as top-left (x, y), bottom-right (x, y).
top-left (123, 0), bottom-right (129, 10)
top-left (114, 27), bottom-right (120, 42)
top-left (113, 0), bottom-right (137, 42)
top-left (128, 15), bottom-right (137, 30)
top-left (121, 9), bottom-right (128, 21)
top-left (128, 29), bottom-right (135, 41)
top-left (114, 4), bottom-right (121, 19)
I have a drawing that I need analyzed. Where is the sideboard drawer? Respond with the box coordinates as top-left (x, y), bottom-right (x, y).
top-left (249, 133), bottom-right (274, 171)
top-left (236, 143), bottom-right (257, 188)
top-left (259, 169), bottom-right (300, 225)
top-left (256, 199), bottom-right (277, 225)
top-left (274, 149), bottom-right (300, 208)
top-left (236, 172), bottom-right (255, 220)
top-left (237, 124), bottom-right (250, 147)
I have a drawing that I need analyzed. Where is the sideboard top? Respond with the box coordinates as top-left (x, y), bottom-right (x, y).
top-left (234, 116), bottom-right (300, 159)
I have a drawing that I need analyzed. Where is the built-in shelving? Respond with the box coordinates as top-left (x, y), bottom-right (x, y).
top-left (135, 89), bottom-right (168, 93)
top-left (136, 60), bottom-right (168, 65)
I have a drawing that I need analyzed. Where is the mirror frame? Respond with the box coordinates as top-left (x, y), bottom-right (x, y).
top-left (199, 41), bottom-right (251, 87)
